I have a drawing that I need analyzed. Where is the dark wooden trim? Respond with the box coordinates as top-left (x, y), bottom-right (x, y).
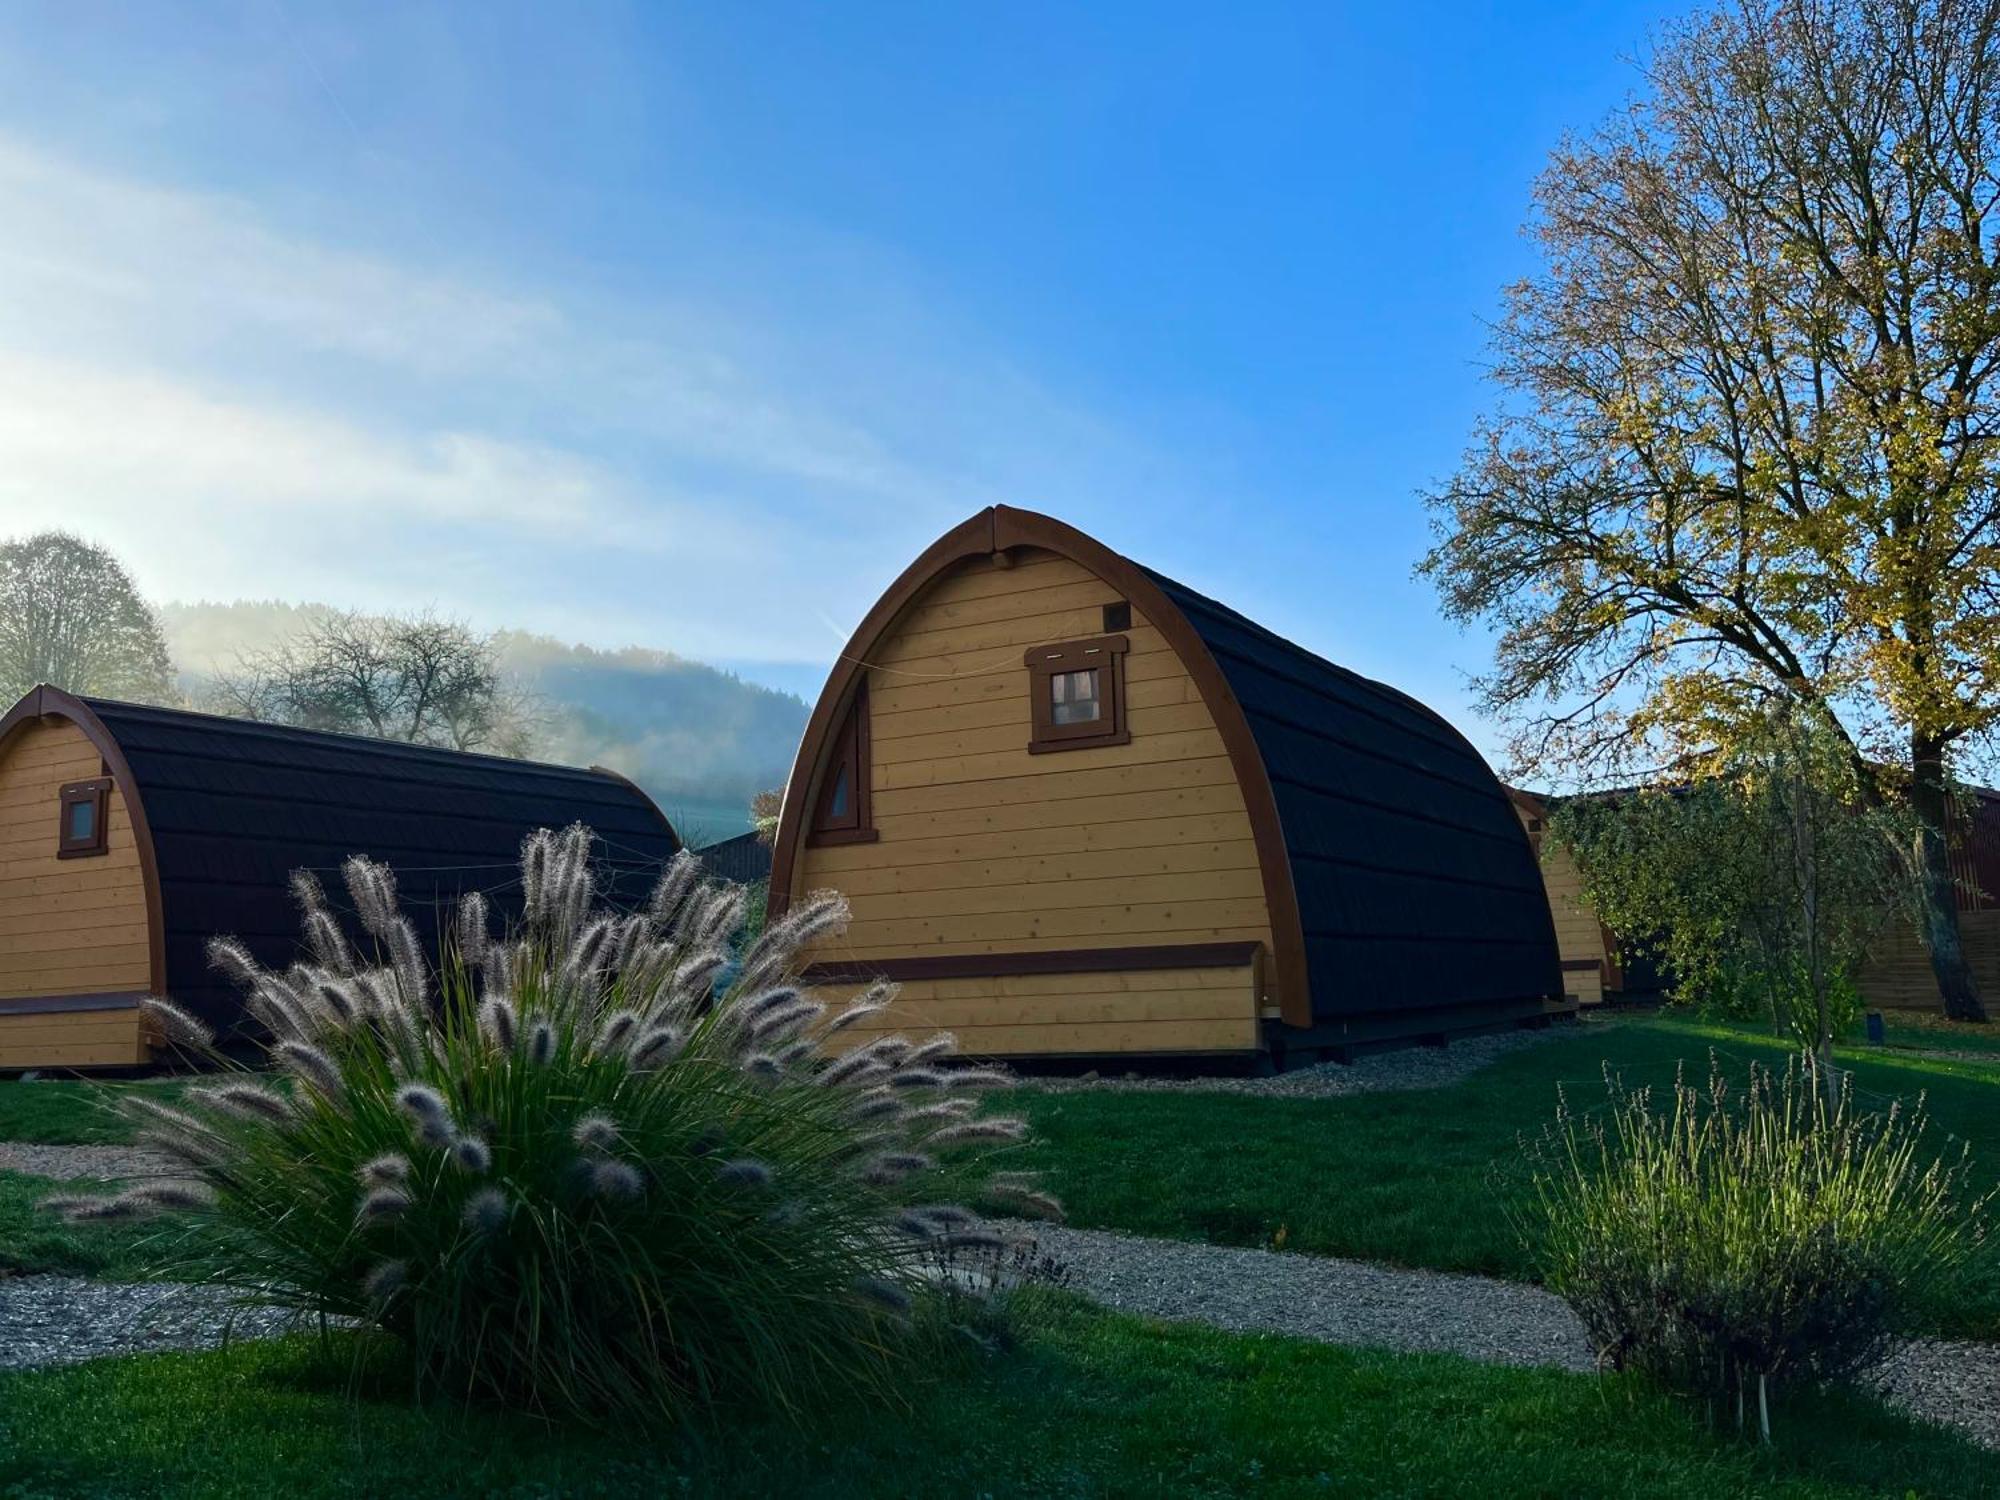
top-left (768, 506), bottom-right (1315, 1028)
top-left (0, 991), bottom-right (151, 1016)
top-left (1560, 958), bottom-right (1606, 973)
top-left (804, 941), bottom-right (1264, 985)
top-left (0, 686), bottom-right (168, 1001)
top-left (1024, 633), bottom-right (1130, 753)
top-left (56, 776), bottom-right (112, 858)
top-left (809, 826), bottom-right (879, 846)
top-left (806, 677), bottom-right (874, 847)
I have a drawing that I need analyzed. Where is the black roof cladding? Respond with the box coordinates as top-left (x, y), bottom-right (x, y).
top-left (81, 697), bottom-right (680, 1036)
top-left (1138, 568), bottom-right (1561, 1024)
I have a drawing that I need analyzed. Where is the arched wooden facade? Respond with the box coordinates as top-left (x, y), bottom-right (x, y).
top-left (0, 686), bottom-right (680, 1070)
top-left (771, 506), bottom-right (1565, 1061)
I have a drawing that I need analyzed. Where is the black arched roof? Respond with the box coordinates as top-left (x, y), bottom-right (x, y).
top-left (1138, 567), bottom-right (1560, 1025)
top-left (78, 696), bottom-right (679, 1033)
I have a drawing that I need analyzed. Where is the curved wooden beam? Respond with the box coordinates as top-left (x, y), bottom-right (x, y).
top-left (769, 505), bottom-right (1314, 1028)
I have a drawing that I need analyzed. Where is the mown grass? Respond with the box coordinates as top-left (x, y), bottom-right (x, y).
top-left (0, 1172), bottom-right (170, 1280)
top-left (0, 1296), bottom-right (1991, 1499)
top-left (9, 1016), bottom-right (1999, 1328)
top-left (1877, 1010), bottom-right (2000, 1059)
top-left (983, 1015), bottom-right (2000, 1337)
top-left (0, 1077), bottom-right (183, 1144)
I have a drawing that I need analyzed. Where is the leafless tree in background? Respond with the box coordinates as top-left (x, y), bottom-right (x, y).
top-left (0, 531), bottom-right (175, 705)
top-left (210, 609), bottom-right (543, 756)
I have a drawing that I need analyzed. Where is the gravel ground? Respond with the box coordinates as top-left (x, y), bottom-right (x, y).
top-left (0, 1142), bottom-right (168, 1181)
top-left (1870, 1339), bottom-right (2000, 1452)
top-left (0, 1277), bottom-right (317, 1372)
top-left (1024, 1223), bottom-right (1594, 1369)
top-left (1023, 1223), bottom-right (2000, 1449)
top-left (1023, 1024), bottom-right (1573, 1099)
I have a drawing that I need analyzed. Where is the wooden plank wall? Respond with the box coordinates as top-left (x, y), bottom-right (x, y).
top-left (798, 547), bottom-right (1274, 1055)
top-left (1859, 909), bottom-right (2000, 1011)
top-left (0, 718), bottom-right (149, 1067)
top-left (1514, 800), bottom-right (1608, 1005)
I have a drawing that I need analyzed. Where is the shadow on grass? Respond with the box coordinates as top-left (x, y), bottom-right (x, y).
top-left (0, 1295), bottom-right (1990, 1499)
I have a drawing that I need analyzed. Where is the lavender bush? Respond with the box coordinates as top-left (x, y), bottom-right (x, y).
top-left (52, 825), bottom-right (1057, 1423)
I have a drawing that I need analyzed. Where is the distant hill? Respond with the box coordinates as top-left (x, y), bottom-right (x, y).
top-left (157, 602), bottom-right (808, 841)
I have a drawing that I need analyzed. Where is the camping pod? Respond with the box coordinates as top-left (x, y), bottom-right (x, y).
top-left (0, 686), bottom-right (680, 1070)
top-left (1510, 781), bottom-right (2000, 1011)
top-left (769, 505), bottom-right (1567, 1063)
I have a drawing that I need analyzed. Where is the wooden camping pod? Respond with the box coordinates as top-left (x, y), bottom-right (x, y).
top-left (770, 506), bottom-right (1567, 1060)
top-left (0, 686), bottom-right (680, 1070)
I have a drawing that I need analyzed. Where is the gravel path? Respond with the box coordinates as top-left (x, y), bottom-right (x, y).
top-left (1026, 1223), bottom-right (1593, 1369)
top-left (0, 1278), bottom-right (315, 1372)
top-left (1023, 1024), bottom-right (1573, 1099)
top-left (0, 1142), bottom-right (167, 1181)
top-left (1022, 1223), bottom-right (2000, 1449)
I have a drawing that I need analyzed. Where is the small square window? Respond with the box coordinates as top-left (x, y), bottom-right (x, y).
top-left (1050, 667), bottom-right (1101, 725)
top-left (58, 778), bottom-right (111, 859)
top-left (1024, 635), bottom-right (1130, 753)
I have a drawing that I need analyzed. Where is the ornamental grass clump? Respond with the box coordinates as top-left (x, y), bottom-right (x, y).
top-left (1522, 1056), bottom-right (1988, 1441)
top-left (52, 826), bottom-right (1058, 1424)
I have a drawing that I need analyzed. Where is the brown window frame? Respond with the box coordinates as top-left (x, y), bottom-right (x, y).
top-left (808, 680), bottom-right (877, 846)
top-left (58, 776), bottom-right (111, 859)
top-left (1024, 634), bottom-right (1130, 754)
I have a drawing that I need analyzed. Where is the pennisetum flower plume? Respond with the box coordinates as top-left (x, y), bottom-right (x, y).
top-left (363, 1260), bottom-right (408, 1303)
top-left (527, 1021), bottom-right (556, 1066)
top-left (462, 1187), bottom-right (510, 1235)
top-left (715, 1158), bottom-right (773, 1189)
top-left (478, 996), bottom-right (518, 1051)
top-left (275, 1039), bottom-right (343, 1096)
top-left (190, 1081), bottom-right (291, 1122)
top-left (359, 1153), bottom-right (412, 1186)
top-left (589, 1159), bottom-right (644, 1200)
top-left (357, 1186), bottom-right (412, 1224)
top-left (453, 1136), bottom-right (493, 1173)
top-left (341, 855), bottom-right (400, 939)
top-left (141, 996), bottom-right (213, 1049)
top-left (571, 1113), bottom-right (621, 1152)
top-left (456, 890), bottom-right (491, 968)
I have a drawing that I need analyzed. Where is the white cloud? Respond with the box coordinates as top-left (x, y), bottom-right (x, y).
top-left (0, 133), bottom-right (1176, 671)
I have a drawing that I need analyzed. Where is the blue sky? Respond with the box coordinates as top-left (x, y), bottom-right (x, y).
top-left (0, 0), bottom-right (1678, 763)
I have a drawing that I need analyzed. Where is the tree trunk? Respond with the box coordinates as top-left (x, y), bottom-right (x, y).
top-left (1911, 738), bottom-right (1988, 1023)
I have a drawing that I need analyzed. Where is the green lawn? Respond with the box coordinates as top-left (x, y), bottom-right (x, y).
top-left (0, 1297), bottom-right (1990, 1499)
top-left (1877, 1011), bottom-right (2000, 1059)
top-left (985, 1015), bottom-right (2000, 1337)
top-left (0, 1171), bottom-right (169, 1280)
top-left (7, 1016), bottom-right (2000, 1330)
top-left (0, 1077), bottom-right (183, 1144)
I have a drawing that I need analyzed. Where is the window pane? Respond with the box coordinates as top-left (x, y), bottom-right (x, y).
top-left (828, 764), bottom-right (850, 818)
top-left (1051, 668), bottom-right (1101, 724)
top-left (67, 797), bottom-right (95, 843)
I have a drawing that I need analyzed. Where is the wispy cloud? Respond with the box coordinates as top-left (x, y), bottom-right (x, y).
top-left (0, 135), bottom-right (1148, 663)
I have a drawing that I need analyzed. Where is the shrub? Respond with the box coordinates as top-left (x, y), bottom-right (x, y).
top-left (51, 826), bottom-right (1058, 1424)
top-left (1521, 1056), bottom-right (1988, 1440)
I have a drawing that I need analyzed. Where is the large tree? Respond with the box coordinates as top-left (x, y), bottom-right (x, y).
top-left (0, 531), bottom-right (175, 705)
top-left (1422, 0), bottom-right (2000, 1020)
top-left (210, 609), bottom-right (541, 756)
